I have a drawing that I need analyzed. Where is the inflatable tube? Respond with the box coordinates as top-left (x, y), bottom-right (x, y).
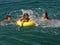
top-left (16, 20), bottom-right (35, 27)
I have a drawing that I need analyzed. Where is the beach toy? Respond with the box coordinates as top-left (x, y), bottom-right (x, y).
top-left (16, 20), bottom-right (35, 27)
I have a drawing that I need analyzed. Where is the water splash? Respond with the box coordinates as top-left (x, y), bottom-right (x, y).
top-left (41, 20), bottom-right (60, 28)
top-left (0, 8), bottom-right (60, 28)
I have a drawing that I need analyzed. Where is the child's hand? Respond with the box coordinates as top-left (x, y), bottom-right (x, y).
top-left (35, 24), bottom-right (39, 27)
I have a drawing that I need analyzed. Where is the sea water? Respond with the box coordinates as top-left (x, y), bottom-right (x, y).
top-left (0, 0), bottom-right (60, 45)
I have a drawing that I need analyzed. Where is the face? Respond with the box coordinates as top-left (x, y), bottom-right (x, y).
top-left (23, 13), bottom-right (29, 19)
top-left (24, 15), bottom-right (29, 18)
top-left (42, 13), bottom-right (47, 18)
top-left (7, 17), bottom-right (11, 22)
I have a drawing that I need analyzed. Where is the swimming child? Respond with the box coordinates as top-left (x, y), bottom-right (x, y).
top-left (19, 13), bottom-right (39, 27)
top-left (6, 15), bottom-right (12, 23)
top-left (39, 12), bottom-right (52, 26)
top-left (41, 12), bottom-right (51, 21)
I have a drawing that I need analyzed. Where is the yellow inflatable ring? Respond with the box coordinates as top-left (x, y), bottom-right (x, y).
top-left (16, 20), bottom-right (35, 27)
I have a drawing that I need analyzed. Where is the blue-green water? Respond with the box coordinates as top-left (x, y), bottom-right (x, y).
top-left (0, 0), bottom-right (60, 45)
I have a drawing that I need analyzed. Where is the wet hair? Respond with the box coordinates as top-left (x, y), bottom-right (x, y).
top-left (20, 13), bottom-right (30, 22)
top-left (43, 12), bottom-right (49, 19)
top-left (23, 13), bottom-right (29, 17)
top-left (6, 15), bottom-right (11, 19)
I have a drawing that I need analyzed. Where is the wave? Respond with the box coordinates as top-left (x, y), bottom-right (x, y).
top-left (0, 0), bottom-right (24, 5)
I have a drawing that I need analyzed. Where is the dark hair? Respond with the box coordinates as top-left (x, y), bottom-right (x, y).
top-left (23, 13), bottom-right (29, 17)
top-left (6, 15), bottom-right (11, 19)
top-left (44, 12), bottom-right (49, 19)
top-left (22, 13), bottom-right (30, 22)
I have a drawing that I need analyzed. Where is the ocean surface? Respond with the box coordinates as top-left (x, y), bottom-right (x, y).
top-left (0, 0), bottom-right (60, 45)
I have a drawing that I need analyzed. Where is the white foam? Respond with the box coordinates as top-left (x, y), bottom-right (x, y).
top-left (1, 8), bottom-right (60, 28)
top-left (21, 9), bottom-right (60, 28)
top-left (42, 20), bottom-right (60, 28)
